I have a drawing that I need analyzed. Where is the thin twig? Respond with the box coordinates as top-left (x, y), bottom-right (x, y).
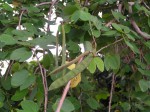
top-left (35, 54), bottom-right (48, 112)
top-left (128, 2), bottom-right (150, 40)
top-left (55, 81), bottom-right (71, 112)
top-left (43, 68), bottom-right (48, 112)
top-left (96, 38), bottom-right (124, 53)
top-left (55, 56), bottom-right (83, 112)
top-left (47, 0), bottom-right (58, 32)
top-left (108, 74), bottom-right (115, 112)
top-left (55, 31), bottom-right (59, 68)
top-left (61, 24), bottom-right (66, 76)
top-left (4, 60), bottom-right (14, 80)
top-left (48, 51), bottom-right (90, 76)
top-left (18, 10), bottom-right (25, 30)
top-left (143, 1), bottom-right (150, 10)
top-left (118, 3), bottom-right (122, 12)
top-left (35, 2), bottom-right (52, 7)
top-left (105, 19), bottom-right (115, 27)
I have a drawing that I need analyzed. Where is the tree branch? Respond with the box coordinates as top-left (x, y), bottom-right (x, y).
top-left (4, 60), bottom-right (14, 80)
top-left (35, 2), bottom-right (52, 7)
top-left (128, 2), bottom-right (150, 40)
top-left (108, 74), bottom-right (115, 112)
top-left (18, 10), bottom-right (24, 30)
top-left (55, 56), bottom-right (83, 112)
top-left (55, 31), bottom-right (59, 68)
top-left (55, 80), bottom-right (71, 112)
top-left (96, 38), bottom-right (124, 53)
top-left (35, 54), bottom-right (48, 112)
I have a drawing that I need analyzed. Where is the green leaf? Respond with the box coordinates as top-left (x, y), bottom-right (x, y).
top-left (88, 59), bottom-right (96, 73)
top-left (112, 23), bottom-right (123, 33)
top-left (0, 52), bottom-right (8, 60)
top-left (64, 24), bottom-right (71, 33)
top-left (119, 25), bottom-right (130, 33)
top-left (12, 30), bottom-right (34, 40)
top-left (11, 69), bottom-right (29, 87)
top-left (120, 102), bottom-right (131, 111)
top-left (0, 91), bottom-right (5, 102)
top-left (125, 41), bottom-right (140, 54)
top-left (20, 75), bottom-right (36, 90)
top-left (135, 59), bottom-right (146, 69)
top-left (42, 52), bottom-right (54, 68)
top-left (92, 30), bottom-right (101, 38)
top-left (144, 53), bottom-right (150, 64)
top-left (86, 97), bottom-right (100, 110)
top-left (96, 92), bottom-right (109, 101)
top-left (138, 68), bottom-right (150, 76)
top-left (23, 23), bottom-right (37, 33)
top-left (84, 41), bottom-right (92, 51)
top-left (27, 6), bottom-right (40, 13)
top-left (112, 11), bottom-right (126, 21)
top-left (29, 35), bottom-right (55, 49)
top-left (126, 34), bottom-right (135, 41)
top-left (63, 5), bottom-right (79, 16)
top-left (139, 79), bottom-right (149, 92)
top-left (2, 3), bottom-right (13, 12)
top-left (10, 47), bottom-right (32, 62)
top-left (11, 89), bottom-right (28, 101)
top-left (145, 41), bottom-right (150, 49)
top-left (90, 16), bottom-right (102, 30)
top-left (68, 97), bottom-right (81, 110)
top-left (67, 41), bottom-right (80, 53)
top-left (148, 17), bottom-right (150, 27)
top-left (1, 76), bottom-right (11, 90)
top-left (0, 102), bottom-right (4, 108)
top-left (20, 100), bottom-right (39, 112)
top-left (53, 98), bottom-right (75, 112)
top-left (94, 57), bottom-right (104, 72)
top-left (104, 54), bottom-right (120, 71)
top-left (0, 34), bottom-right (17, 45)
top-left (71, 10), bottom-right (91, 22)
top-left (102, 30), bottom-right (117, 36)
top-left (49, 54), bottom-right (93, 90)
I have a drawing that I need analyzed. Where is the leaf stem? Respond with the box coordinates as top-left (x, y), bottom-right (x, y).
top-left (55, 31), bottom-right (59, 68)
top-left (96, 38), bottom-right (123, 53)
top-left (61, 24), bottom-right (66, 76)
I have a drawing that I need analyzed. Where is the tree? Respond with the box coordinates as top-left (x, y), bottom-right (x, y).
top-left (0, 0), bottom-right (150, 111)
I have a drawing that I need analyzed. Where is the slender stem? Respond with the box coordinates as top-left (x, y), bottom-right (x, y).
top-left (4, 60), bottom-right (14, 80)
top-left (108, 74), bottom-right (115, 112)
top-left (61, 24), bottom-right (66, 66)
top-left (18, 10), bottom-right (24, 30)
top-left (55, 56), bottom-right (84, 112)
top-left (47, 0), bottom-right (58, 32)
top-left (143, 1), bottom-right (150, 10)
top-left (35, 54), bottom-right (48, 112)
top-left (55, 81), bottom-right (71, 112)
top-left (61, 24), bottom-right (66, 76)
top-left (128, 2), bottom-right (150, 40)
top-left (35, 2), bottom-right (51, 7)
top-left (48, 51), bottom-right (90, 76)
top-left (105, 19), bottom-right (115, 27)
top-left (55, 31), bottom-right (59, 68)
top-left (96, 38), bottom-right (124, 53)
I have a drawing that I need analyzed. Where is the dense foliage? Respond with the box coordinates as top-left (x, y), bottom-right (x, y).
top-left (0, 0), bottom-right (150, 112)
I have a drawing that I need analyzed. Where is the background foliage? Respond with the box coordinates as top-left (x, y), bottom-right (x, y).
top-left (0, 0), bottom-right (150, 112)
